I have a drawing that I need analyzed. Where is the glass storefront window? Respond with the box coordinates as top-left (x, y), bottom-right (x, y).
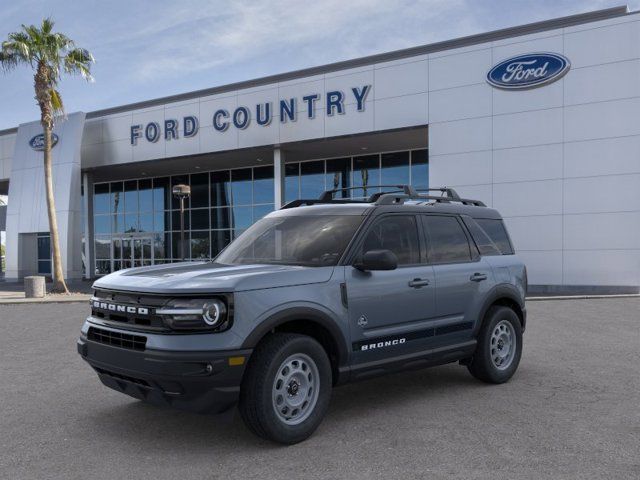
top-left (231, 168), bottom-right (252, 206)
top-left (285, 163), bottom-right (299, 202)
top-left (92, 149), bottom-right (427, 275)
top-left (139, 179), bottom-right (153, 212)
top-left (300, 161), bottom-right (325, 199)
top-left (381, 152), bottom-right (410, 190)
top-left (353, 154), bottom-right (380, 198)
top-left (190, 173), bottom-right (209, 208)
top-left (171, 175), bottom-right (190, 209)
top-left (411, 149), bottom-right (429, 190)
top-left (253, 166), bottom-right (274, 204)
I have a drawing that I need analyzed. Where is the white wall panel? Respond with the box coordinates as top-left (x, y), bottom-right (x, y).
top-left (373, 93), bottom-right (428, 131)
top-left (564, 212), bottom-right (640, 250)
top-left (444, 184), bottom-right (493, 207)
top-left (429, 49), bottom-right (492, 91)
top-left (563, 250), bottom-right (640, 286)
top-left (564, 135), bottom-right (640, 178)
top-left (324, 69), bottom-right (374, 106)
top-left (491, 33), bottom-right (563, 60)
top-left (504, 215), bottom-right (563, 251)
top-left (492, 80), bottom-right (563, 116)
top-left (280, 113), bottom-right (325, 144)
top-left (374, 60), bottom-right (428, 100)
top-left (563, 174), bottom-right (640, 214)
top-left (429, 117), bottom-right (491, 155)
top-left (493, 108), bottom-right (563, 149)
top-left (429, 151), bottom-right (492, 187)
top-left (564, 97), bottom-right (640, 142)
top-left (517, 250), bottom-right (563, 285)
top-left (564, 20), bottom-right (640, 68)
top-left (324, 101), bottom-right (374, 137)
top-left (102, 113), bottom-right (133, 142)
top-left (493, 180), bottom-right (563, 217)
top-left (429, 84), bottom-right (491, 123)
top-left (493, 143), bottom-right (563, 183)
top-left (199, 125), bottom-right (238, 153)
top-left (564, 59), bottom-right (640, 106)
top-left (82, 120), bottom-right (103, 145)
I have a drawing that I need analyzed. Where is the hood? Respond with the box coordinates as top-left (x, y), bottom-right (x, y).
top-left (92, 262), bottom-right (334, 294)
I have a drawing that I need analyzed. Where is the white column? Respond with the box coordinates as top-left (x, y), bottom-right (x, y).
top-left (274, 147), bottom-right (285, 209)
top-left (82, 172), bottom-right (92, 279)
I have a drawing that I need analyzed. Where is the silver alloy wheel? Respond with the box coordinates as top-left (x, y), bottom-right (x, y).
top-left (490, 320), bottom-right (516, 370)
top-left (272, 353), bottom-right (320, 426)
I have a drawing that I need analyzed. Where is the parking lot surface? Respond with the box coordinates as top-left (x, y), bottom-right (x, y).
top-left (1, 298), bottom-right (638, 479)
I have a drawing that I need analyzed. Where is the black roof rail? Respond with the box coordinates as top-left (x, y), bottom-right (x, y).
top-left (280, 185), bottom-right (486, 209)
top-left (318, 185), bottom-right (417, 201)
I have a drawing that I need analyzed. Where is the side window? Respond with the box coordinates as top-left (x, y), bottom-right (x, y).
top-left (423, 215), bottom-right (472, 264)
top-left (360, 215), bottom-right (420, 265)
top-left (475, 218), bottom-right (514, 255)
top-left (463, 217), bottom-right (501, 256)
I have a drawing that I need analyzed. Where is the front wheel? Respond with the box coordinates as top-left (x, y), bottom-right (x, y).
top-left (467, 306), bottom-right (523, 384)
top-left (239, 333), bottom-right (332, 444)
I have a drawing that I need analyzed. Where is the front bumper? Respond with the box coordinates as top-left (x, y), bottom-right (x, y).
top-left (77, 333), bottom-right (251, 414)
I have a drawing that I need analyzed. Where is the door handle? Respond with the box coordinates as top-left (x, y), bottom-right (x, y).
top-left (408, 278), bottom-right (430, 288)
top-left (470, 273), bottom-right (488, 282)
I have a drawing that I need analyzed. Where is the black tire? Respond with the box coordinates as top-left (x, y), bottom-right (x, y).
top-left (238, 333), bottom-right (332, 444)
top-left (467, 306), bottom-right (523, 384)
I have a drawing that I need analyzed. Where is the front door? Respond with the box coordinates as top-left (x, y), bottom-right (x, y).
top-left (345, 214), bottom-right (436, 364)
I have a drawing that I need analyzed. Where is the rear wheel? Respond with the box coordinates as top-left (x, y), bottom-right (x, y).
top-left (239, 333), bottom-right (332, 444)
top-left (467, 306), bottom-right (522, 384)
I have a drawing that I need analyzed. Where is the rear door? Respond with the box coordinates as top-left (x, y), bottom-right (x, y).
top-left (345, 214), bottom-right (436, 364)
top-left (421, 214), bottom-right (493, 344)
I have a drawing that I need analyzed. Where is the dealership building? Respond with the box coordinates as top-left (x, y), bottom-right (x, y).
top-left (0, 6), bottom-right (639, 293)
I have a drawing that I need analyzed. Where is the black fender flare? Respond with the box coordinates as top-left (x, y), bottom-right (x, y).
top-left (474, 283), bottom-right (526, 335)
top-left (241, 306), bottom-right (350, 368)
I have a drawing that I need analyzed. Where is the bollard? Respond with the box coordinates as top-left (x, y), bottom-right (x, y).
top-left (24, 276), bottom-right (46, 298)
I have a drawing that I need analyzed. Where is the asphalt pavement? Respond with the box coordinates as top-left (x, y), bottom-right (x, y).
top-left (0, 299), bottom-right (638, 479)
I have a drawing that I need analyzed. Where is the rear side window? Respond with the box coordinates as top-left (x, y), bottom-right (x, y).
top-left (463, 217), bottom-right (501, 256)
top-left (422, 215), bottom-right (472, 264)
top-left (360, 215), bottom-right (420, 265)
top-left (475, 218), bottom-right (514, 255)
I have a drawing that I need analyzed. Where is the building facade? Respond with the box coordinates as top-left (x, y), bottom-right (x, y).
top-left (0, 6), bottom-right (638, 293)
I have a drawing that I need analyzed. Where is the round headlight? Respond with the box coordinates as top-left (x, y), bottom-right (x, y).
top-left (203, 300), bottom-right (226, 326)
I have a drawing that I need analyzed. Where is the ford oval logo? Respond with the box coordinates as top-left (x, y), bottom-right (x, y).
top-left (29, 133), bottom-right (59, 151)
top-left (487, 53), bottom-right (570, 90)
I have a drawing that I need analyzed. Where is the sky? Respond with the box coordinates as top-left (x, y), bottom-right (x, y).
top-left (0, 0), bottom-right (638, 130)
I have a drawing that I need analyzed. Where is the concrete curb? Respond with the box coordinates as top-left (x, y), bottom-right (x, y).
top-left (527, 294), bottom-right (640, 301)
top-left (0, 295), bottom-right (91, 305)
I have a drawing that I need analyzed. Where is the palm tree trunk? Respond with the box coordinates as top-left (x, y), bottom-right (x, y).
top-left (43, 123), bottom-right (68, 294)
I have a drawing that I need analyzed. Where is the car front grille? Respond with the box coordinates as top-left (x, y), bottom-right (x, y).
top-left (90, 289), bottom-right (168, 331)
top-left (88, 326), bottom-right (147, 351)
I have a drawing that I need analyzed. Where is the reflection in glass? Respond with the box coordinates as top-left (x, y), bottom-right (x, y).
top-left (212, 230), bottom-right (232, 256)
top-left (95, 237), bottom-right (110, 259)
top-left (191, 231), bottom-right (210, 259)
top-left (111, 182), bottom-right (123, 214)
top-left (232, 206), bottom-right (253, 229)
top-left (285, 163), bottom-right (299, 202)
top-left (211, 207), bottom-right (231, 230)
top-left (410, 149), bottom-right (429, 190)
top-left (300, 161), bottom-right (325, 199)
top-left (253, 204), bottom-right (274, 221)
top-left (171, 210), bottom-right (190, 231)
top-left (211, 171), bottom-right (231, 207)
top-left (139, 214), bottom-right (153, 232)
top-left (124, 213), bottom-right (138, 232)
top-left (381, 152), bottom-right (410, 190)
top-left (190, 173), bottom-right (209, 208)
top-left (153, 177), bottom-right (169, 211)
top-left (191, 208), bottom-right (209, 230)
top-left (112, 213), bottom-right (124, 234)
top-left (94, 215), bottom-right (110, 235)
top-left (171, 175), bottom-right (189, 209)
top-left (253, 166), bottom-right (274, 204)
top-left (231, 168), bottom-right (252, 206)
top-left (94, 184), bottom-right (110, 214)
top-left (124, 180), bottom-right (138, 213)
top-left (353, 154), bottom-right (380, 198)
top-left (139, 179), bottom-right (153, 212)
top-left (325, 158), bottom-right (350, 198)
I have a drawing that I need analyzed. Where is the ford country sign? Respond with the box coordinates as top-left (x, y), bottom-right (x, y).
top-left (487, 53), bottom-right (570, 90)
top-left (29, 133), bottom-right (59, 151)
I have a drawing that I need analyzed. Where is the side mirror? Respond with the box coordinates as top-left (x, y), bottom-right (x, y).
top-left (354, 249), bottom-right (398, 271)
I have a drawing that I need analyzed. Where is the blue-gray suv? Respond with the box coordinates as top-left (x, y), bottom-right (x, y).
top-left (78, 185), bottom-right (527, 444)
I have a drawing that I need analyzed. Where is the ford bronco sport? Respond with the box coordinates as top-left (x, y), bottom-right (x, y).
top-left (78, 185), bottom-right (527, 444)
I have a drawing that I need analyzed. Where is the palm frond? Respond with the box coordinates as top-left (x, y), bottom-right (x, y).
top-left (64, 47), bottom-right (94, 81)
top-left (49, 88), bottom-right (64, 116)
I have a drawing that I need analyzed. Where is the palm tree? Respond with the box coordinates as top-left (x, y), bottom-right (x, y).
top-left (0, 18), bottom-right (93, 293)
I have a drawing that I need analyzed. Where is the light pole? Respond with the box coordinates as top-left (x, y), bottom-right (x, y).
top-left (172, 184), bottom-right (191, 261)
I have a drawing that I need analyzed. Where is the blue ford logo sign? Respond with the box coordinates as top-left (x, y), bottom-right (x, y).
top-left (29, 133), bottom-right (59, 151)
top-left (487, 53), bottom-right (570, 90)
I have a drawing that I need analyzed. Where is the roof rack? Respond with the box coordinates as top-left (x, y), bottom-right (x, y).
top-left (280, 185), bottom-right (486, 209)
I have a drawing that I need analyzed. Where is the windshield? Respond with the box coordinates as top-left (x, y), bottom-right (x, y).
top-left (215, 214), bottom-right (364, 267)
